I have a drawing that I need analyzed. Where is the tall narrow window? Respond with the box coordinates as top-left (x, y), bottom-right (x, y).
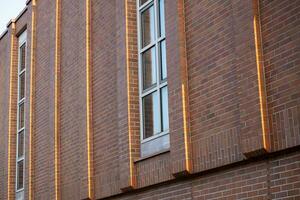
top-left (138, 0), bottom-right (169, 157)
top-left (16, 30), bottom-right (27, 193)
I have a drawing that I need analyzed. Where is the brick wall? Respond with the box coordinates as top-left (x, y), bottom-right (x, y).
top-left (110, 149), bottom-right (300, 200)
top-left (92, 0), bottom-right (120, 198)
top-left (15, 8), bottom-right (31, 200)
top-left (0, 31), bottom-right (10, 200)
top-left (0, 0), bottom-right (299, 199)
top-left (6, 22), bottom-right (19, 200)
top-left (185, 0), bottom-right (246, 172)
top-left (60, 0), bottom-right (88, 199)
top-left (32, 0), bottom-right (56, 199)
top-left (261, 0), bottom-right (300, 151)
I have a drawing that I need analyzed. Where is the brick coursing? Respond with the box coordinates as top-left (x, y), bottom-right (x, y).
top-left (59, 0), bottom-right (89, 199)
top-left (0, 28), bottom-right (10, 200)
top-left (261, 0), bottom-right (300, 152)
top-left (0, 0), bottom-right (299, 199)
top-left (6, 22), bottom-right (18, 200)
top-left (32, 0), bottom-right (56, 199)
top-left (110, 149), bottom-right (300, 200)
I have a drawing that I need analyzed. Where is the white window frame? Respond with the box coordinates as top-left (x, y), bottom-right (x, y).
top-left (137, 0), bottom-right (170, 157)
top-left (15, 30), bottom-right (27, 194)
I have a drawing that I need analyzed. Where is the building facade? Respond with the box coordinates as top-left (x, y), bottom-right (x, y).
top-left (0, 0), bottom-right (299, 199)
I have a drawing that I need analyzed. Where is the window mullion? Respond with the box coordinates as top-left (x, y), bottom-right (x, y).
top-left (18, 98), bottom-right (25, 105)
top-left (18, 127), bottom-right (25, 133)
top-left (153, 0), bottom-right (162, 133)
top-left (140, 42), bottom-right (155, 54)
top-left (18, 69), bottom-right (25, 76)
top-left (159, 81), bottom-right (168, 89)
top-left (141, 86), bottom-right (158, 97)
top-left (17, 157), bottom-right (24, 163)
top-left (157, 36), bottom-right (165, 43)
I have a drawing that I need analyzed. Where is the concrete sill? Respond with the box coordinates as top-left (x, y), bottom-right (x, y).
top-left (134, 149), bottom-right (170, 163)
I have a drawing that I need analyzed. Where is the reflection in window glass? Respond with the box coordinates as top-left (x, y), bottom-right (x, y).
top-left (161, 86), bottom-right (169, 131)
top-left (17, 160), bottom-right (24, 190)
top-left (19, 44), bottom-right (26, 72)
top-left (16, 31), bottom-right (27, 192)
top-left (143, 92), bottom-right (160, 138)
top-left (159, 0), bottom-right (165, 37)
top-left (18, 131), bottom-right (24, 158)
top-left (142, 47), bottom-right (157, 90)
top-left (139, 0), bottom-right (169, 143)
top-left (19, 72), bottom-right (25, 100)
top-left (160, 40), bottom-right (167, 80)
top-left (141, 6), bottom-right (155, 47)
top-left (19, 103), bottom-right (24, 129)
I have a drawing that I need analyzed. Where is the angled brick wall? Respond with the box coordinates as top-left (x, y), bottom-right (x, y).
top-left (0, 0), bottom-right (299, 200)
top-left (59, 0), bottom-right (88, 199)
top-left (6, 22), bottom-right (18, 200)
top-left (92, 0), bottom-right (120, 198)
top-left (185, 0), bottom-right (246, 171)
top-left (110, 149), bottom-right (300, 200)
top-left (261, 0), bottom-right (300, 152)
top-left (32, 0), bottom-right (56, 199)
top-left (0, 31), bottom-right (10, 200)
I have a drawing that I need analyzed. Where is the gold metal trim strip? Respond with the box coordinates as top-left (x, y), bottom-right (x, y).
top-left (54, 0), bottom-right (61, 199)
top-left (125, 0), bottom-right (135, 188)
top-left (253, 0), bottom-right (269, 151)
top-left (86, 0), bottom-right (94, 199)
top-left (7, 20), bottom-right (16, 200)
top-left (180, 0), bottom-right (192, 173)
top-left (29, 1), bottom-right (37, 199)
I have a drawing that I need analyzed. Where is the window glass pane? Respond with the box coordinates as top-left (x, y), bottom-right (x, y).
top-left (19, 44), bottom-right (26, 72)
top-left (161, 86), bottom-right (169, 131)
top-left (142, 47), bottom-right (156, 90)
top-left (143, 91), bottom-right (160, 139)
top-left (19, 103), bottom-right (24, 129)
top-left (18, 130), bottom-right (24, 158)
top-left (141, 6), bottom-right (155, 47)
top-left (160, 40), bottom-right (167, 80)
top-left (159, 0), bottom-right (165, 37)
top-left (19, 72), bottom-right (25, 100)
top-left (17, 160), bottom-right (24, 190)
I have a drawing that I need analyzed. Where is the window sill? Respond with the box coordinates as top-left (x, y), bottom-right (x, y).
top-left (140, 132), bottom-right (170, 157)
top-left (134, 149), bottom-right (170, 163)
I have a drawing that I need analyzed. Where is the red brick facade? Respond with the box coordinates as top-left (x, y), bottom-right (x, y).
top-left (0, 0), bottom-right (299, 199)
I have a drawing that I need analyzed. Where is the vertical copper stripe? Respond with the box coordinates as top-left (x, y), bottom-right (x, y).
top-left (253, 0), bottom-right (269, 151)
top-left (54, 0), bottom-right (61, 199)
top-left (86, 0), bottom-right (94, 198)
top-left (180, 0), bottom-right (192, 173)
top-left (7, 20), bottom-right (16, 200)
top-left (29, 1), bottom-right (37, 199)
top-left (125, 0), bottom-right (135, 188)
